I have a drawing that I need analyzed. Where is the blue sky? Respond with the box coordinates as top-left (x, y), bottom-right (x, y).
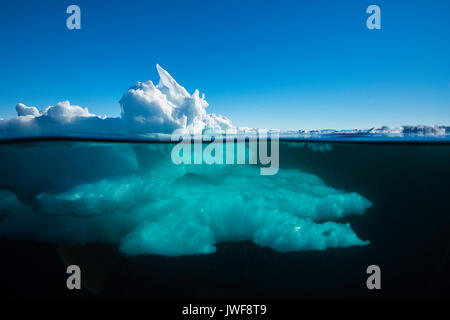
top-left (0, 0), bottom-right (449, 130)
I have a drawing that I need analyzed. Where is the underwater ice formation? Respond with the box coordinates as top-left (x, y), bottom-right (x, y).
top-left (0, 142), bottom-right (371, 256)
top-left (287, 142), bottom-right (333, 153)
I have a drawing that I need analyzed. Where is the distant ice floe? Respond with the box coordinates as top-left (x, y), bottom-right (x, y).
top-left (282, 125), bottom-right (450, 143)
top-left (294, 126), bottom-right (450, 136)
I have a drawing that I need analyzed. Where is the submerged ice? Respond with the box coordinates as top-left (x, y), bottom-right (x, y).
top-left (0, 142), bottom-right (371, 256)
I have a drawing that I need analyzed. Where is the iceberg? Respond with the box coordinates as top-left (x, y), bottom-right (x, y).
top-left (0, 65), bottom-right (233, 139)
top-left (0, 66), bottom-right (372, 256)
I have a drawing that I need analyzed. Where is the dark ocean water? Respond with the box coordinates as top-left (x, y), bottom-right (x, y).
top-left (1, 139), bottom-right (450, 300)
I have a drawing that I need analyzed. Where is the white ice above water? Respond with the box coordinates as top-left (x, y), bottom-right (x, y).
top-left (0, 64), bottom-right (447, 139)
top-left (120, 65), bottom-right (233, 134)
top-left (0, 65), bottom-right (233, 137)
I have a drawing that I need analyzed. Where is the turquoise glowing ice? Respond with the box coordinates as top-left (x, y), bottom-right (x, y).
top-left (0, 142), bottom-right (371, 256)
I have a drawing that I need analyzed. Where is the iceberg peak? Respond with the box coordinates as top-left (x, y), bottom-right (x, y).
top-left (0, 64), bottom-right (233, 138)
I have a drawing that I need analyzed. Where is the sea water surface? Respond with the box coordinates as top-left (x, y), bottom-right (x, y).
top-left (1, 136), bottom-right (450, 299)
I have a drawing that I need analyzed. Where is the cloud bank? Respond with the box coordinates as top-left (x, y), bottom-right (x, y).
top-left (0, 65), bottom-right (233, 138)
